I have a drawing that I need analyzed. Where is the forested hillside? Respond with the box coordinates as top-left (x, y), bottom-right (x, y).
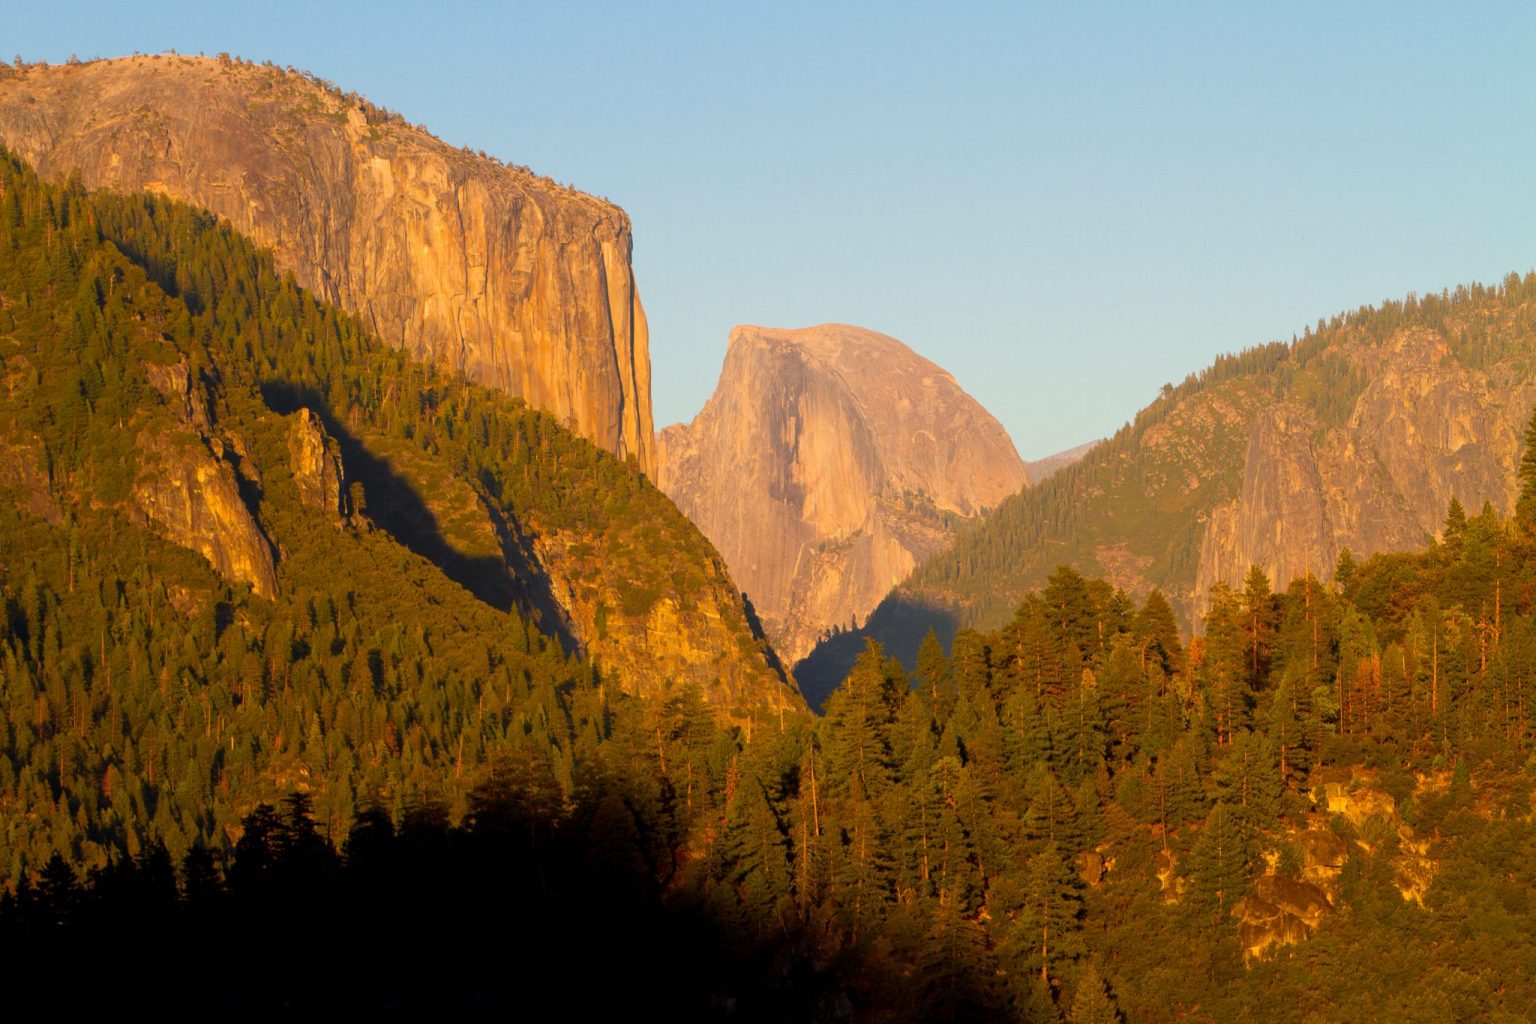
top-left (886, 276), bottom-right (1536, 639)
top-left (0, 150), bottom-right (800, 877)
top-left (9, 289), bottom-right (1536, 1017)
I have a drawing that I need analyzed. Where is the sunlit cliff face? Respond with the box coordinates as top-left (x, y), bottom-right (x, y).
top-left (659, 322), bottom-right (1028, 663)
top-left (0, 54), bottom-right (656, 474)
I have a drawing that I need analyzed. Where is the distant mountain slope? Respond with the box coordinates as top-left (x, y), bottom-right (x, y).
top-left (0, 54), bottom-right (655, 472)
top-left (796, 276), bottom-right (1536, 701)
top-left (657, 323), bottom-right (1029, 664)
top-left (1025, 439), bottom-right (1101, 482)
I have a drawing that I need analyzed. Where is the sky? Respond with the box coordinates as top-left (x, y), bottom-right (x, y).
top-left (4, 2), bottom-right (1535, 459)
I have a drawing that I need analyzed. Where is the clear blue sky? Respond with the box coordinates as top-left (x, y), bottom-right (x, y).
top-left (5, 2), bottom-right (1534, 459)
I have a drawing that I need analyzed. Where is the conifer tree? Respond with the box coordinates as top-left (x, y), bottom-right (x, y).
top-left (1020, 840), bottom-right (1084, 984)
top-left (1212, 730), bottom-right (1280, 831)
top-left (720, 778), bottom-right (793, 930)
top-left (1068, 961), bottom-right (1122, 1024)
top-left (1267, 665), bottom-right (1313, 783)
top-left (820, 641), bottom-right (901, 802)
top-left (1202, 582), bottom-right (1251, 743)
top-left (914, 898), bottom-right (1007, 1022)
top-left (1188, 801), bottom-right (1250, 921)
top-left (915, 628), bottom-right (954, 714)
top-left (1158, 736), bottom-right (1208, 836)
top-left (1242, 565), bottom-right (1277, 688)
top-left (1443, 496), bottom-right (1468, 548)
top-left (1133, 589), bottom-right (1184, 677)
top-left (1518, 403), bottom-right (1536, 532)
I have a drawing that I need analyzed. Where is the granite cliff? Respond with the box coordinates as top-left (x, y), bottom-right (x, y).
top-left (0, 54), bottom-right (655, 473)
top-left (658, 323), bottom-right (1029, 664)
top-left (133, 358), bottom-right (278, 599)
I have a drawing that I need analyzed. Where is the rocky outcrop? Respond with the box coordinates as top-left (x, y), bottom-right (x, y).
top-left (287, 409), bottom-right (348, 521)
top-left (1235, 873), bottom-right (1334, 962)
top-left (1193, 328), bottom-right (1529, 616)
top-left (1296, 826), bottom-right (1349, 889)
top-left (133, 427), bottom-right (278, 598)
top-left (1318, 779), bottom-right (1398, 825)
top-left (0, 55), bottom-right (655, 473)
top-left (144, 359), bottom-right (213, 431)
top-left (1394, 827), bottom-right (1436, 906)
top-left (658, 323), bottom-right (1029, 663)
top-left (532, 527), bottom-right (800, 715)
top-left (0, 435), bottom-right (59, 524)
top-left (134, 357), bottom-right (277, 596)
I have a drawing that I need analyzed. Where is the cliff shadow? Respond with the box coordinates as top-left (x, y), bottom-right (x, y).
top-left (479, 487), bottom-right (579, 657)
top-left (261, 381), bottom-right (520, 614)
top-left (741, 591), bottom-right (790, 684)
top-left (793, 593), bottom-right (959, 712)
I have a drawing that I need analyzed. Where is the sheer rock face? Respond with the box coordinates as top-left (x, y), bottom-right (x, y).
top-left (287, 409), bottom-right (348, 521)
top-left (133, 428), bottom-right (278, 599)
top-left (135, 358), bottom-right (277, 598)
top-left (0, 55), bottom-right (655, 474)
top-left (658, 323), bottom-right (1029, 663)
top-left (1193, 327), bottom-right (1531, 616)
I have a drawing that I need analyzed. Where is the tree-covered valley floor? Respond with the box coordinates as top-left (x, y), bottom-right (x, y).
top-left (2, 152), bottom-right (1536, 1021)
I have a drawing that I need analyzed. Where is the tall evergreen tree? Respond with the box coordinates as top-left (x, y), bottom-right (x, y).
top-left (1188, 801), bottom-right (1250, 922)
top-left (1518, 402), bottom-right (1536, 532)
top-left (1068, 961), bottom-right (1122, 1024)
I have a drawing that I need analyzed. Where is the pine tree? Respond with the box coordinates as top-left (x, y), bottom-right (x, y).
top-left (915, 628), bottom-right (954, 715)
top-left (1020, 840), bottom-right (1084, 984)
top-left (1159, 736), bottom-right (1208, 836)
top-left (1203, 581), bottom-right (1252, 743)
top-left (1188, 801), bottom-right (1250, 921)
top-left (1242, 565), bottom-right (1277, 689)
top-left (820, 641), bottom-right (901, 803)
top-left (1442, 496), bottom-right (1468, 548)
top-left (1267, 665), bottom-right (1313, 783)
top-left (1134, 589), bottom-right (1184, 677)
top-left (1023, 767), bottom-right (1084, 853)
top-left (1212, 730), bottom-right (1280, 831)
top-left (1518, 403), bottom-right (1536, 532)
top-left (1068, 961), bottom-right (1122, 1024)
top-left (1097, 639), bottom-right (1143, 762)
top-left (1044, 565), bottom-right (1097, 674)
top-left (914, 898), bottom-right (1007, 1022)
top-left (720, 777), bottom-right (792, 931)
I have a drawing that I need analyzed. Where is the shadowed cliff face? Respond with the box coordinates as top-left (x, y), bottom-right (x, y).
top-left (658, 323), bottom-right (1029, 664)
top-left (0, 55), bottom-right (655, 474)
